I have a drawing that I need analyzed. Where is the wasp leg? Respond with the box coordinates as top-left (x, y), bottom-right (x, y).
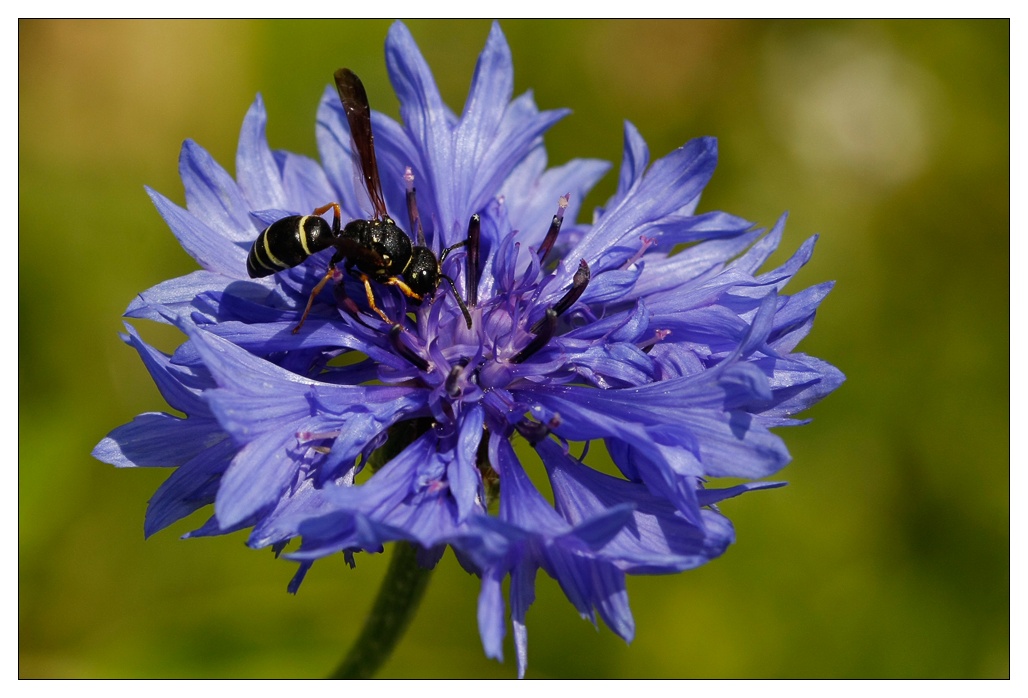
top-left (355, 272), bottom-right (399, 325)
top-left (311, 203), bottom-right (342, 234)
top-left (292, 235), bottom-right (384, 333)
top-left (354, 273), bottom-right (426, 326)
top-left (355, 273), bottom-right (423, 326)
top-left (332, 264), bottom-right (367, 325)
top-left (292, 263), bottom-right (342, 334)
top-left (382, 276), bottom-right (424, 302)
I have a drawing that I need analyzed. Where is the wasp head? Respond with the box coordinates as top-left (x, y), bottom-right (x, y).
top-left (406, 246), bottom-right (441, 298)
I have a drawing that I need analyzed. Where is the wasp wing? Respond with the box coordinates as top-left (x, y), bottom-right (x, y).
top-left (334, 68), bottom-right (389, 221)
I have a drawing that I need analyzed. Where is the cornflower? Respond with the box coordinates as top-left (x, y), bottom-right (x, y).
top-left (95, 21), bottom-right (843, 677)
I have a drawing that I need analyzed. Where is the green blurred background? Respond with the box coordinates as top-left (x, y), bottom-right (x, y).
top-left (19, 20), bottom-right (1008, 678)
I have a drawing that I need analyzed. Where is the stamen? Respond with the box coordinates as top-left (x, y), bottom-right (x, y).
top-left (445, 365), bottom-right (464, 397)
top-left (553, 259), bottom-right (590, 316)
top-left (530, 259), bottom-right (590, 333)
top-left (513, 308), bottom-right (557, 364)
top-left (297, 429), bottom-right (342, 442)
top-left (623, 235), bottom-right (657, 269)
top-left (579, 440), bottom-right (590, 461)
top-left (536, 194), bottom-right (570, 265)
top-left (515, 420), bottom-right (547, 444)
top-left (515, 414), bottom-right (562, 444)
top-left (404, 166), bottom-right (427, 247)
top-left (466, 214), bottom-right (481, 307)
top-left (389, 324), bottom-right (430, 371)
top-left (641, 328), bottom-right (671, 353)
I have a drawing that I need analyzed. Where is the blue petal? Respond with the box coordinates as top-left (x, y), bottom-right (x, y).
top-left (235, 95), bottom-right (288, 211)
top-left (564, 341), bottom-right (657, 388)
top-left (203, 384), bottom-right (317, 442)
top-left (510, 562), bottom-right (536, 679)
top-left (215, 428), bottom-right (302, 528)
top-left (630, 228), bottom-right (763, 300)
top-left (733, 214), bottom-right (785, 274)
top-left (540, 439), bottom-right (737, 573)
top-left (478, 567), bottom-right (506, 662)
top-left (126, 271), bottom-right (266, 323)
top-left (697, 480), bottom-right (786, 507)
top-left (278, 150), bottom-right (335, 215)
top-left (449, 405), bottom-right (485, 523)
top-left (94, 412), bottom-right (220, 468)
top-left (563, 301), bottom-right (650, 344)
top-left (503, 153), bottom-right (610, 252)
top-left (184, 322), bottom-right (430, 487)
top-left (179, 139), bottom-right (255, 244)
top-left (288, 431), bottom-right (466, 554)
top-left (145, 437), bottom-right (236, 537)
top-left (247, 476), bottom-right (339, 549)
top-left (146, 187), bottom-right (244, 276)
top-left (201, 317), bottom-right (408, 369)
top-left (386, 21), bottom-right (569, 247)
top-left (614, 121), bottom-right (650, 202)
top-left (761, 354), bottom-right (846, 417)
top-left (769, 281), bottom-right (835, 351)
top-left (451, 21), bottom-right (516, 217)
top-left (568, 136), bottom-right (719, 278)
top-left (461, 90), bottom-right (568, 241)
top-left (545, 547), bottom-right (634, 642)
top-left (658, 209), bottom-right (755, 248)
top-left (492, 434), bottom-right (569, 534)
top-left (523, 348), bottom-right (790, 481)
top-left (120, 323), bottom-right (208, 414)
top-left (386, 22), bottom-right (456, 224)
top-left (681, 408), bottom-right (790, 478)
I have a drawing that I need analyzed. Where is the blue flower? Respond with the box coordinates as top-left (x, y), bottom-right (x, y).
top-left (95, 21), bottom-right (843, 677)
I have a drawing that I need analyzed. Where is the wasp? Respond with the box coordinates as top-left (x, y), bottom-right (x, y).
top-left (246, 68), bottom-right (471, 332)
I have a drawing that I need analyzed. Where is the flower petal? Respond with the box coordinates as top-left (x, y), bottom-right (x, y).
top-left (145, 437), bottom-right (236, 537)
top-left (146, 187), bottom-right (244, 276)
top-left (235, 95), bottom-right (288, 211)
top-left (179, 139), bottom-right (255, 243)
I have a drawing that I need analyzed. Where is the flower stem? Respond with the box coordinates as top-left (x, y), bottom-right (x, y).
top-left (329, 419), bottom-right (436, 679)
top-left (328, 540), bottom-right (434, 679)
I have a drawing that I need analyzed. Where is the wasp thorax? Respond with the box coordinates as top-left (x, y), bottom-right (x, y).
top-left (343, 217), bottom-right (413, 276)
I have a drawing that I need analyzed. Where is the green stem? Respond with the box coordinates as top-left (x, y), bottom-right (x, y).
top-left (328, 419), bottom-right (437, 679)
top-left (328, 541), bottom-right (434, 679)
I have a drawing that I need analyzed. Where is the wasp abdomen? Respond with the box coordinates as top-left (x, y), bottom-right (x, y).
top-left (246, 215), bottom-right (335, 278)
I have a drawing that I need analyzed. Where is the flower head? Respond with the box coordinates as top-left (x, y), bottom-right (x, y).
top-left (95, 21), bottom-right (843, 677)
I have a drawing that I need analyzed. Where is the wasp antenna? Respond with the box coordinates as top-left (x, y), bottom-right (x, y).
top-left (441, 274), bottom-right (473, 329)
top-left (439, 239), bottom-right (467, 264)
